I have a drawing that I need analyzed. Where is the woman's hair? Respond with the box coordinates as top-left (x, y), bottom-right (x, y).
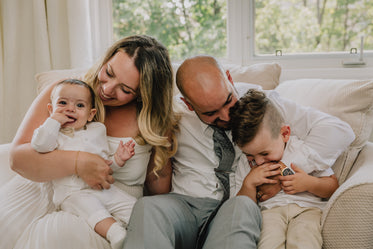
top-left (229, 89), bottom-right (284, 147)
top-left (84, 35), bottom-right (178, 176)
top-left (51, 79), bottom-right (105, 123)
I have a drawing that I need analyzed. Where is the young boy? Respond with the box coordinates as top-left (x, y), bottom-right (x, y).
top-left (31, 79), bottom-right (136, 249)
top-left (229, 89), bottom-right (348, 249)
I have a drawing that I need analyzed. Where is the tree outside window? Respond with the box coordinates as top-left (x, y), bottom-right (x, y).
top-left (112, 0), bottom-right (372, 60)
top-left (112, 0), bottom-right (227, 61)
top-left (255, 0), bottom-right (373, 55)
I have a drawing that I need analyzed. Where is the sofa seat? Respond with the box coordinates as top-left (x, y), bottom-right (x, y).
top-left (1, 63), bottom-right (373, 248)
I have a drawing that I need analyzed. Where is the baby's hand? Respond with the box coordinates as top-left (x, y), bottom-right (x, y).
top-left (50, 107), bottom-right (74, 126)
top-left (114, 140), bottom-right (135, 167)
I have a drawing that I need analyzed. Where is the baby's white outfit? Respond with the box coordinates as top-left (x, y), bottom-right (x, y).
top-left (31, 118), bottom-right (136, 249)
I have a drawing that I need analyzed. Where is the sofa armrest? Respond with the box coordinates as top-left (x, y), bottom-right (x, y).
top-left (321, 142), bottom-right (373, 249)
top-left (0, 143), bottom-right (16, 184)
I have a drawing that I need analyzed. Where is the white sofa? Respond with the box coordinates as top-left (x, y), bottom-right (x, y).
top-left (1, 62), bottom-right (373, 248)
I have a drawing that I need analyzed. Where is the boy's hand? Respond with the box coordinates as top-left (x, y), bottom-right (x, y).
top-left (238, 162), bottom-right (281, 202)
top-left (247, 163), bottom-right (281, 187)
top-left (114, 140), bottom-right (135, 167)
top-left (255, 162), bottom-right (283, 201)
top-left (279, 163), bottom-right (311, 194)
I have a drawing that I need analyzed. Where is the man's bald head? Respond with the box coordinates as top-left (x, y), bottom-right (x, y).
top-left (175, 55), bottom-right (238, 128)
top-left (176, 55), bottom-right (226, 101)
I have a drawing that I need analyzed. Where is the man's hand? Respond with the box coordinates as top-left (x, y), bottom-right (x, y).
top-left (256, 179), bottom-right (282, 202)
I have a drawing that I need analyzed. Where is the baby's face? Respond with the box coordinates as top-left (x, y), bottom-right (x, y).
top-left (240, 125), bottom-right (289, 166)
top-left (50, 84), bottom-right (95, 129)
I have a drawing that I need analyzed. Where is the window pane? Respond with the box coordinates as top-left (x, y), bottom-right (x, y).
top-left (255, 0), bottom-right (373, 55)
top-left (113, 0), bottom-right (227, 61)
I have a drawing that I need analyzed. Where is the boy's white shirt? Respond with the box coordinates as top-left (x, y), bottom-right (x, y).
top-left (263, 136), bottom-right (333, 210)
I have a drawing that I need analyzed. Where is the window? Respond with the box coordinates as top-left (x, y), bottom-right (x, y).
top-left (254, 0), bottom-right (373, 56)
top-left (112, 0), bottom-right (227, 61)
top-left (112, 0), bottom-right (372, 66)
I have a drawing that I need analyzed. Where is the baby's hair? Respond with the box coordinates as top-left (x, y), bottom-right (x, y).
top-left (229, 89), bottom-right (284, 147)
top-left (52, 79), bottom-right (96, 108)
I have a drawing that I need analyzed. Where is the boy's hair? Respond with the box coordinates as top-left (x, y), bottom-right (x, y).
top-left (229, 89), bottom-right (284, 147)
top-left (51, 79), bottom-right (96, 108)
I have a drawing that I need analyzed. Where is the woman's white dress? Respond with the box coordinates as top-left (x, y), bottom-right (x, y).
top-left (0, 137), bottom-right (151, 249)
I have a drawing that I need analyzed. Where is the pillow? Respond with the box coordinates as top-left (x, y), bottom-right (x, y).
top-left (275, 78), bottom-right (373, 183)
top-left (35, 68), bottom-right (89, 94)
top-left (224, 62), bottom-right (281, 90)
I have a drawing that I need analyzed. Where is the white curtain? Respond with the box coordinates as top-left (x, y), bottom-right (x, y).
top-left (0, 0), bottom-right (113, 143)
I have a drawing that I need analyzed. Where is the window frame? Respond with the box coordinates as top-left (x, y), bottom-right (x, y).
top-left (226, 0), bottom-right (373, 68)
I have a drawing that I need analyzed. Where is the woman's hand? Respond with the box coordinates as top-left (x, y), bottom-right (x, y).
top-left (77, 151), bottom-right (115, 190)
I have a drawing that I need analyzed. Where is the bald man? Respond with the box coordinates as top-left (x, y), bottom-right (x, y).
top-left (123, 56), bottom-right (354, 249)
top-left (123, 56), bottom-right (264, 249)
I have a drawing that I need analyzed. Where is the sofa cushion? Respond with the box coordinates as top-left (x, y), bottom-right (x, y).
top-left (224, 62), bottom-right (281, 90)
top-left (275, 78), bottom-right (373, 183)
top-left (35, 68), bottom-right (88, 94)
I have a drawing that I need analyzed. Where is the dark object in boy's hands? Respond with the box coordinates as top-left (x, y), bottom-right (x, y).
top-left (279, 161), bottom-right (294, 176)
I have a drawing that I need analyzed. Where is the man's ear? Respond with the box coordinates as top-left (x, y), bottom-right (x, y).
top-left (88, 108), bottom-right (97, 122)
top-left (280, 125), bottom-right (291, 142)
top-left (180, 97), bottom-right (194, 111)
top-left (226, 70), bottom-right (234, 85)
top-left (47, 103), bottom-right (53, 115)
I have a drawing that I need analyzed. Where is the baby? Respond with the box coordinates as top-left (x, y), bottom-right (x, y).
top-left (31, 79), bottom-right (136, 249)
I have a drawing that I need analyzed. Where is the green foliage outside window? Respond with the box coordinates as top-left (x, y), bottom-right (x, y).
top-left (112, 0), bottom-right (227, 61)
top-left (113, 0), bottom-right (372, 58)
top-left (255, 0), bottom-right (373, 55)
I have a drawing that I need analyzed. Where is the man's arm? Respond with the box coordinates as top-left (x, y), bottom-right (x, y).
top-left (256, 179), bottom-right (282, 202)
top-left (269, 90), bottom-right (355, 173)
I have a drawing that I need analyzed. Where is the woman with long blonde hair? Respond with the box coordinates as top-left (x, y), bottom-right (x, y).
top-left (0, 35), bottom-right (178, 249)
